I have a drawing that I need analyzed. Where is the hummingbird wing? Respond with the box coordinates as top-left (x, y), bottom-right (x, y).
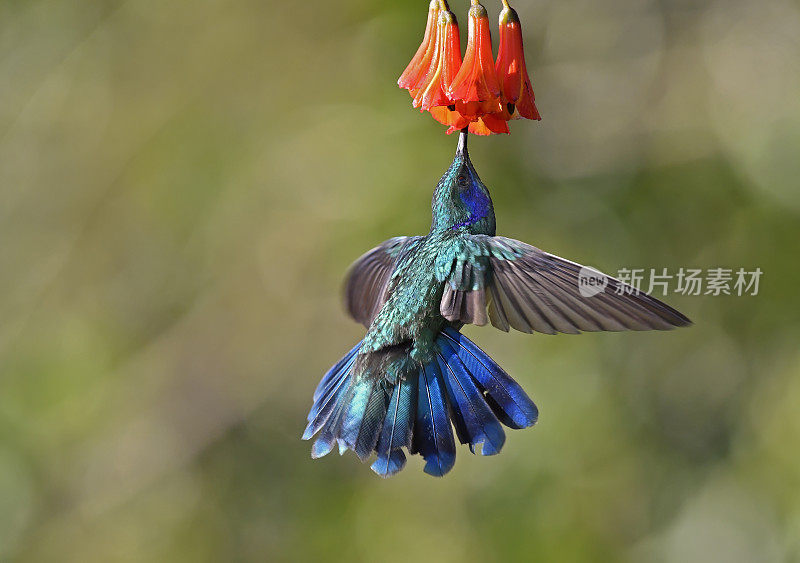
top-left (437, 235), bottom-right (691, 334)
top-left (344, 236), bottom-right (424, 327)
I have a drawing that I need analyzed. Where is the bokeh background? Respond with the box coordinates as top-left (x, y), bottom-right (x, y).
top-left (2, 0), bottom-right (799, 560)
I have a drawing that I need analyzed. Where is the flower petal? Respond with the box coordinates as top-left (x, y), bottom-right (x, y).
top-left (455, 99), bottom-right (502, 121)
top-left (431, 106), bottom-right (471, 130)
top-left (468, 113), bottom-right (510, 135)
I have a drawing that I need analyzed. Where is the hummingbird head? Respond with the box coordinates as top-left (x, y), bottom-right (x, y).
top-left (430, 131), bottom-right (496, 236)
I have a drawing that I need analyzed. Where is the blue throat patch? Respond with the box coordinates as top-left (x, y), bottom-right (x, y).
top-left (451, 186), bottom-right (491, 230)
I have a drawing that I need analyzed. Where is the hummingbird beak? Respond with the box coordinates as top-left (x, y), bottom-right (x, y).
top-left (456, 128), bottom-right (469, 158)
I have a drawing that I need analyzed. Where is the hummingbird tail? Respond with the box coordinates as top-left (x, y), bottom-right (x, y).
top-left (303, 326), bottom-right (538, 478)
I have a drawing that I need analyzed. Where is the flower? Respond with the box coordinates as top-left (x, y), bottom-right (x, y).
top-left (412, 8), bottom-right (462, 112)
top-left (448, 1), bottom-right (502, 123)
top-left (495, 0), bottom-right (541, 120)
top-left (397, 0), bottom-right (540, 135)
top-left (397, 0), bottom-right (440, 92)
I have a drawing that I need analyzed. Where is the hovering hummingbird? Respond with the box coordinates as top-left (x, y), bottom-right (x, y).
top-left (303, 131), bottom-right (691, 477)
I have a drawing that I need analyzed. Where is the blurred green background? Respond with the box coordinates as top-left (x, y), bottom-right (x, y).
top-left (1, 0), bottom-right (799, 561)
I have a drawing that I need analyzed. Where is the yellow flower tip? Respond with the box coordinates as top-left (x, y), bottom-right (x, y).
top-left (469, 2), bottom-right (489, 20)
top-left (499, 5), bottom-right (520, 25)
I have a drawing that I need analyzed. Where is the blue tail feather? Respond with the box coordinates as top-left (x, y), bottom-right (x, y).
top-left (371, 377), bottom-right (417, 477)
top-left (307, 352), bottom-right (358, 424)
top-left (303, 371), bottom-right (351, 441)
top-left (440, 327), bottom-right (538, 429)
top-left (313, 341), bottom-right (361, 402)
top-left (338, 378), bottom-right (387, 461)
top-left (371, 449), bottom-right (407, 477)
top-left (304, 328), bottom-right (538, 477)
top-left (311, 402), bottom-right (343, 458)
top-left (414, 362), bottom-right (456, 477)
top-left (436, 344), bottom-right (506, 456)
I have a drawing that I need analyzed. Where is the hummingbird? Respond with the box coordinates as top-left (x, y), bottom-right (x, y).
top-left (303, 131), bottom-right (691, 477)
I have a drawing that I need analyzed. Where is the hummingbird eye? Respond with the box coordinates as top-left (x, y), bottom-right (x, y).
top-left (456, 174), bottom-right (468, 188)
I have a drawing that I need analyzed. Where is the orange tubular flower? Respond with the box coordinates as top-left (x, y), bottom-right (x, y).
top-left (398, 0), bottom-right (440, 92)
top-left (397, 0), bottom-right (540, 135)
top-left (413, 8), bottom-right (462, 111)
top-left (448, 0), bottom-right (502, 127)
top-left (495, 0), bottom-right (541, 120)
